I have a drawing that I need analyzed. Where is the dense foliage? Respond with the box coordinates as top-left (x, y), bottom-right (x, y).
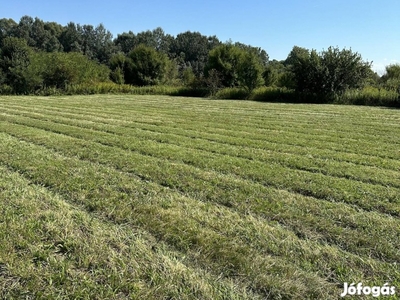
top-left (0, 15), bottom-right (398, 106)
top-left (286, 46), bottom-right (372, 100)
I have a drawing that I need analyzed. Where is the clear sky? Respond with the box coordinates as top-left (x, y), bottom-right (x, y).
top-left (2, 0), bottom-right (399, 74)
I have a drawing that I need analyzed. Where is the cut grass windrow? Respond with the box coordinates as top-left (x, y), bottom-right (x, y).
top-left (1, 109), bottom-right (399, 190)
top-left (1, 103), bottom-right (400, 162)
top-left (2, 96), bottom-right (400, 142)
top-left (0, 133), bottom-right (398, 299)
top-left (0, 133), bottom-right (345, 299)
top-left (0, 114), bottom-right (399, 219)
top-left (0, 165), bottom-right (258, 300)
top-left (1, 105), bottom-right (400, 175)
top-left (1, 121), bottom-right (400, 264)
top-left (1, 95), bottom-right (399, 299)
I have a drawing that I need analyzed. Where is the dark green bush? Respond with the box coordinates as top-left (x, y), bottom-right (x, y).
top-left (249, 86), bottom-right (296, 102)
top-left (214, 87), bottom-right (249, 100)
top-left (338, 87), bottom-right (399, 107)
top-left (125, 44), bottom-right (168, 86)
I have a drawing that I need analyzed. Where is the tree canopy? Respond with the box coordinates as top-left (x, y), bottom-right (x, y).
top-left (0, 14), bottom-right (389, 105)
top-left (287, 46), bottom-right (372, 98)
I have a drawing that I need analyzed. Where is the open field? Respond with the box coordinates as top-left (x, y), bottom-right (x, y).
top-left (0, 95), bottom-right (399, 299)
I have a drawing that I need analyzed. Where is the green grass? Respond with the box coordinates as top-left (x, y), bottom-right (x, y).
top-left (0, 95), bottom-right (399, 299)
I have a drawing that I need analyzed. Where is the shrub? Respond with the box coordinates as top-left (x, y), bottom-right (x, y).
top-left (338, 86), bottom-right (399, 107)
top-left (0, 37), bottom-right (33, 93)
top-left (288, 46), bottom-right (372, 98)
top-left (205, 44), bottom-right (264, 92)
top-left (125, 44), bottom-right (168, 86)
top-left (214, 87), bottom-right (249, 100)
top-left (0, 84), bottom-right (14, 95)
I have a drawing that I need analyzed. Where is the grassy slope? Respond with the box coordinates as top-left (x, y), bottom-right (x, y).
top-left (0, 95), bottom-right (399, 299)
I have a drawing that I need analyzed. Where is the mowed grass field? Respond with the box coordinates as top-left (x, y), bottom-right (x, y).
top-left (0, 95), bottom-right (399, 299)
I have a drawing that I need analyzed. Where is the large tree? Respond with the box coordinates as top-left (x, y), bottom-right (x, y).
top-left (237, 50), bottom-right (264, 92)
top-left (171, 31), bottom-right (220, 76)
top-left (288, 46), bottom-right (372, 97)
top-left (381, 64), bottom-right (400, 92)
top-left (40, 52), bottom-right (110, 88)
top-left (114, 31), bottom-right (137, 54)
top-left (205, 44), bottom-right (242, 87)
top-left (60, 22), bottom-right (115, 63)
top-left (0, 18), bottom-right (17, 47)
top-left (205, 43), bottom-right (264, 91)
top-left (125, 44), bottom-right (168, 86)
top-left (59, 22), bottom-right (83, 53)
top-left (0, 37), bottom-right (34, 93)
top-left (80, 24), bottom-right (115, 64)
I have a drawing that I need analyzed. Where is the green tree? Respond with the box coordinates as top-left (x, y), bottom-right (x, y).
top-left (125, 44), bottom-right (168, 86)
top-left (0, 18), bottom-right (18, 47)
top-left (109, 53), bottom-right (127, 84)
top-left (0, 37), bottom-right (33, 93)
top-left (162, 58), bottom-right (179, 85)
top-left (321, 47), bottom-right (372, 94)
top-left (234, 42), bottom-right (268, 67)
top-left (285, 46), bottom-right (310, 67)
top-left (381, 64), bottom-right (400, 82)
top-left (136, 27), bottom-right (174, 54)
top-left (82, 24), bottom-right (115, 64)
top-left (114, 31), bottom-right (137, 54)
top-left (59, 22), bottom-right (83, 53)
top-left (237, 50), bottom-right (264, 92)
top-left (263, 60), bottom-right (287, 87)
top-left (381, 64), bottom-right (400, 92)
top-left (288, 46), bottom-right (371, 97)
top-left (182, 67), bottom-right (196, 86)
top-left (30, 18), bottom-right (57, 51)
top-left (114, 28), bottom-right (174, 56)
top-left (13, 16), bottom-right (35, 46)
top-left (40, 52), bottom-right (110, 88)
top-left (263, 65), bottom-right (278, 86)
top-left (205, 43), bottom-right (264, 91)
top-left (205, 44), bottom-right (242, 87)
top-left (171, 31), bottom-right (220, 77)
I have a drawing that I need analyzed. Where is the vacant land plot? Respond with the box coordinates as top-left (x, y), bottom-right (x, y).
top-left (0, 95), bottom-right (399, 299)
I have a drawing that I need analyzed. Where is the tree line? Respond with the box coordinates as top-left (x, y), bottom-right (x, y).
top-left (0, 16), bottom-right (399, 105)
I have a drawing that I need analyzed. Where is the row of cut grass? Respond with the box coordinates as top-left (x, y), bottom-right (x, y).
top-left (2, 103), bottom-right (400, 168)
top-left (1, 95), bottom-right (399, 299)
top-left (2, 100), bottom-right (400, 147)
top-left (0, 133), bottom-right (346, 299)
top-left (1, 108), bottom-right (398, 189)
top-left (1, 123), bottom-right (400, 265)
top-left (0, 115), bottom-right (399, 218)
top-left (0, 165), bottom-right (258, 299)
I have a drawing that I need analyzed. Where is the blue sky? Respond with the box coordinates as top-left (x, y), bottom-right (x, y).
top-left (2, 0), bottom-right (399, 74)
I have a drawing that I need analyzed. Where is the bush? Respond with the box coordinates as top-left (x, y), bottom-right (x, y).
top-left (125, 44), bottom-right (168, 86)
top-left (205, 44), bottom-right (264, 92)
top-left (214, 87), bottom-right (249, 100)
top-left (169, 87), bottom-right (209, 97)
top-left (65, 83), bottom-right (174, 95)
top-left (288, 46), bottom-right (372, 98)
top-left (338, 86), bottom-right (399, 107)
top-left (249, 86), bottom-right (296, 102)
top-left (0, 84), bottom-right (14, 95)
top-left (0, 37), bottom-right (34, 93)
